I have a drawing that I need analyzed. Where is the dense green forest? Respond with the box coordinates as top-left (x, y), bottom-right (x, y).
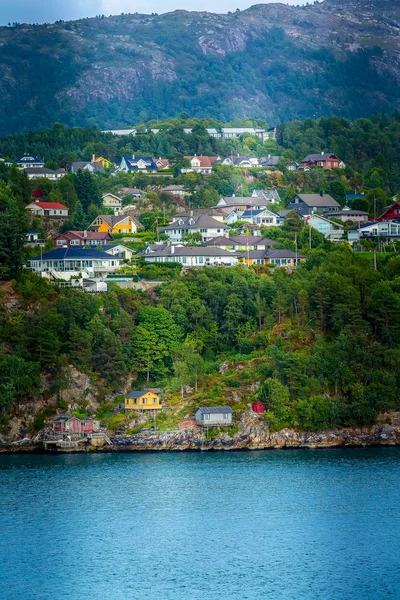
top-left (1, 246), bottom-right (400, 432)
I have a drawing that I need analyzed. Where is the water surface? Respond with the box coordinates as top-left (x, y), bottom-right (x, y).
top-left (1, 448), bottom-right (400, 599)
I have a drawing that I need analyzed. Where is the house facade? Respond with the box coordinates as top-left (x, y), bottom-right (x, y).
top-left (240, 249), bottom-right (306, 268)
top-left (90, 214), bottom-right (141, 234)
top-left (305, 214), bottom-right (344, 241)
top-left (348, 221), bottom-right (400, 245)
top-left (103, 244), bottom-right (134, 260)
top-left (53, 417), bottom-right (100, 434)
top-left (285, 194), bottom-right (340, 216)
top-left (181, 155), bottom-right (219, 174)
top-left (118, 155), bottom-right (158, 172)
top-left (26, 201), bottom-right (69, 219)
top-left (377, 202), bottom-right (400, 222)
top-left (194, 407), bottom-right (233, 426)
top-left (324, 208), bottom-right (369, 223)
top-left (241, 208), bottom-right (282, 227)
top-left (25, 231), bottom-right (46, 245)
top-left (29, 247), bottom-right (122, 281)
top-left (299, 153), bottom-right (345, 169)
top-left (142, 245), bottom-right (240, 267)
top-left (160, 215), bottom-right (229, 243)
top-left (102, 193), bottom-right (123, 215)
top-left (70, 161), bottom-right (105, 174)
top-left (25, 167), bottom-right (65, 180)
top-left (125, 390), bottom-right (162, 411)
top-left (53, 230), bottom-right (113, 248)
top-left (16, 155), bottom-right (45, 169)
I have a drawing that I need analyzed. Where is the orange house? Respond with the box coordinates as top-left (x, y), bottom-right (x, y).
top-left (90, 214), bottom-right (142, 234)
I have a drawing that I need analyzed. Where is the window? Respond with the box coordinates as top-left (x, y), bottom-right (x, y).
top-left (142, 398), bottom-right (147, 404)
top-left (204, 413), bottom-right (210, 420)
top-left (57, 240), bottom-right (65, 246)
top-left (182, 256), bottom-right (187, 264)
top-left (223, 413), bottom-right (228, 419)
top-left (199, 256), bottom-right (204, 264)
top-left (153, 398), bottom-right (158, 404)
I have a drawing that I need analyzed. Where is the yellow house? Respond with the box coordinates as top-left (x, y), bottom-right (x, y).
top-left (95, 156), bottom-right (114, 169)
top-left (90, 214), bottom-right (142, 234)
top-left (240, 249), bottom-right (306, 267)
top-left (125, 390), bottom-right (162, 411)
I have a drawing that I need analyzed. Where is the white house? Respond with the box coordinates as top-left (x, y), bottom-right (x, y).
top-left (103, 244), bottom-right (134, 260)
top-left (159, 215), bottom-right (229, 243)
top-left (26, 202), bottom-right (69, 219)
top-left (222, 155), bottom-right (259, 168)
top-left (118, 155), bottom-right (158, 172)
top-left (305, 214), bottom-right (344, 241)
top-left (348, 221), bottom-right (400, 245)
top-left (25, 231), bottom-right (46, 246)
top-left (181, 155), bottom-right (219, 174)
top-left (142, 245), bottom-right (240, 267)
top-left (102, 193), bottom-right (122, 215)
top-left (28, 247), bottom-right (122, 283)
top-left (24, 167), bottom-right (65, 181)
top-left (241, 208), bottom-right (283, 227)
top-left (16, 155), bottom-right (45, 169)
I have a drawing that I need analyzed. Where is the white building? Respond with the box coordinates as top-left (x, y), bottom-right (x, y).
top-left (142, 245), bottom-right (240, 267)
top-left (305, 214), bottom-right (344, 241)
top-left (102, 193), bottom-right (123, 215)
top-left (160, 215), bottom-right (229, 243)
top-left (241, 208), bottom-right (283, 227)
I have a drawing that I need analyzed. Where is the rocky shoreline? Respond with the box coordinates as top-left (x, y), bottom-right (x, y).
top-left (1, 412), bottom-right (400, 454)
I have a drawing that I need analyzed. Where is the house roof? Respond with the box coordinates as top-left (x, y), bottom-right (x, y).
top-left (185, 156), bottom-right (218, 168)
top-left (289, 194), bottom-right (340, 208)
top-left (241, 209), bottom-right (279, 218)
top-left (204, 236), bottom-right (234, 246)
top-left (267, 249), bottom-right (306, 259)
top-left (17, 155), bottom-right (44, 164)
top-left (27, 201), bottom-right (68, 210)
top-left (229, 235), bottom-right (264, 245)
top-left (122, 156), bottom-right (158, 171)
top-left (59, 230), bottom-right (112, 240)
top-left (196, 406), bottom-right (233, 414)
top-left (217, 197), bottom-right (269, 207)
top-left (24, 167), bottom-right (61, 175)
top-left (259, 156), bottom-right (281, 167)
top-left (126, 390), bottom-right (156, 398)
top-left (301, 153), bottom-right (339, 163)
top-left (325, 210), bottom-right (368, 217)
top-left (161, 215), bottom-right (228, 231)
top-left (162, 185), bottom-right (185, 192)
top-left (71, 161), bottom-right (105, 172)
top-left (252, 189), bottom-right (281, 203)
top-left (143, 246), bottom-right (239, 259)
top-left (30, 247), bottom-right (115, 261)
top-left (95, 214), bottom-right (142, 229)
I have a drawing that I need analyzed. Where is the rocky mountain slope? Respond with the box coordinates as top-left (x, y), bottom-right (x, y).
top-left (0, 0), bottom-right (399, 134)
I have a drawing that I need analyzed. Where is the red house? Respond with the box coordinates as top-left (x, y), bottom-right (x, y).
top-left (53, 230), bottom-right (113, 248)
top-left (252, 402), bottom-right (265, 414)
top-left (299, 153), bottom-right (344, 170)
top-left (377, 202), bottom-right (400, 222)
top-left (52, 417), bottom-right (100, 434)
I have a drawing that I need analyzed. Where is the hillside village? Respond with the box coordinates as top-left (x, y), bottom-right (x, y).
top-left (1, 115), bottom-right (400, 450)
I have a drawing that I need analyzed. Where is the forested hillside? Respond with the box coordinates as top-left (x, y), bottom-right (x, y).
top-left (0, 0), bottom-right (399, 134)
top-left (1, 247), bottom-right (400, 433)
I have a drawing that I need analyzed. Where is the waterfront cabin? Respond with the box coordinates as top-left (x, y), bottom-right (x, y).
top-left (125, 390), bottom-right (162, 411)
top-left (194, 407), bottom-right (233, 426)
top-left (52, 417), bottom-right (100, 434)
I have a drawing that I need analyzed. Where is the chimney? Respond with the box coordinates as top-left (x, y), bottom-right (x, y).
top-left (83, 230), bottom-right (88, 238)
top-left (237, 153), bottom-right (240, 158)
top-left (190, 210), bottom-right (193, 217)
top-left (92, 154), bottom-right (95, 163)
top-left (268, 154), bottom-right (271, 158)
top-left (321, 151), bottom-right (324, 156)
top-left (171, 245), bottom-right (175, 254)
top-left (319, 191), bottom-right (323, 197)
top-left (132, 154), bottom-right (135, 160)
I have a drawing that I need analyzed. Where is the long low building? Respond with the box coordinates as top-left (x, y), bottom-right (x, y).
top-left (141, 245), bottom-right (240, 267)
top-left (29, 247), bottom-right (122, 282)
top-left (240, 249), bottom-right (306, 267)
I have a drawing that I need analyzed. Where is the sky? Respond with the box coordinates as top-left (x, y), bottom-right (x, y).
top-left (0, 0), bottom-right (307, 25)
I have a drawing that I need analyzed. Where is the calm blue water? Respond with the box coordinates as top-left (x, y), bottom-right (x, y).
top-left (1, 449), bottom-right (400, 600)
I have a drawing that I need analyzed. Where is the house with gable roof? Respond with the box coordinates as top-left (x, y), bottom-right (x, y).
top-left (241, 208), bottom-right (283, 227)
top-left (285, 193), bottom-right (340, 216)
top-left (118, 155), bottom-right (158, 172)
top-left (90, 214), bottom-right (142, 235)
top-left (299, 153), bottom-right (345, 170)
top-left (305, 214), bottom-right (344, 241)
top-left (26, 201), bottom-right (69, 219)
top-left (102, 193), bottom-right (122, 215)
top-left (16, 155), bottom-right (45, 169)
top-left (159, 214), bottom-right (229, 243)
top-left (181, 155), bottom-right (220, 175)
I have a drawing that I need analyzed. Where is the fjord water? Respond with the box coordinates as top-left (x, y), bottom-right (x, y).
top-left (1, 449), bottom-right (400, 600)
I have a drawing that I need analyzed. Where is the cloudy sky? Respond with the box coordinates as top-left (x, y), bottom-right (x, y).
top-left (0, 0), bottom-right (307, 24)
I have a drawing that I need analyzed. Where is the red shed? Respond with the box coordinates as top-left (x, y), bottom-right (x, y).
top-left (53, 417), bottom-right (100, 434)
top-left (252, 402), bottom-right (265, 414)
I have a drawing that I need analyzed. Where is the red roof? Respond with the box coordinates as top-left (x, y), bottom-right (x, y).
top-left (185, 156), bottom-right (218, 168)
top-left (53, 230), bottom-right (112, 241)
top-left (31, 202), bottom-right (68, 210)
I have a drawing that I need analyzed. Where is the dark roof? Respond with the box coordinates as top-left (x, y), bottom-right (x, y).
top-left (161, 215), bottom-right (228, 231)
top-left (204, 236), bottom-right (233, 246)
top-left (24, 167), bottom-right (60, 174)
top-left (301, 153), bottom-right (339, 163)
top-left (325, 210), bottom-right (368, 217)
top-left (30, 247), bottom-right (113, 261)
top-left (288, 194), bottom-right (340, 208)
top-left (126, 390), bottom-right (156, 398)
top-left (71, 161), bottom-right (105, 172)
top-left (196, 407), bottom-right (233, 414)
top-left (259, 156), bottom-right (280, 167)
top-left (267, 249), bottom-right (306, 259)
top-left (122, 156), bottom-right (158, 171)
top-left (17, 155), bottom-right (43, 164)
top-left (241, 208), bottom-right (281, 218)
top-left (144, 246), bottom-right (240, 258)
